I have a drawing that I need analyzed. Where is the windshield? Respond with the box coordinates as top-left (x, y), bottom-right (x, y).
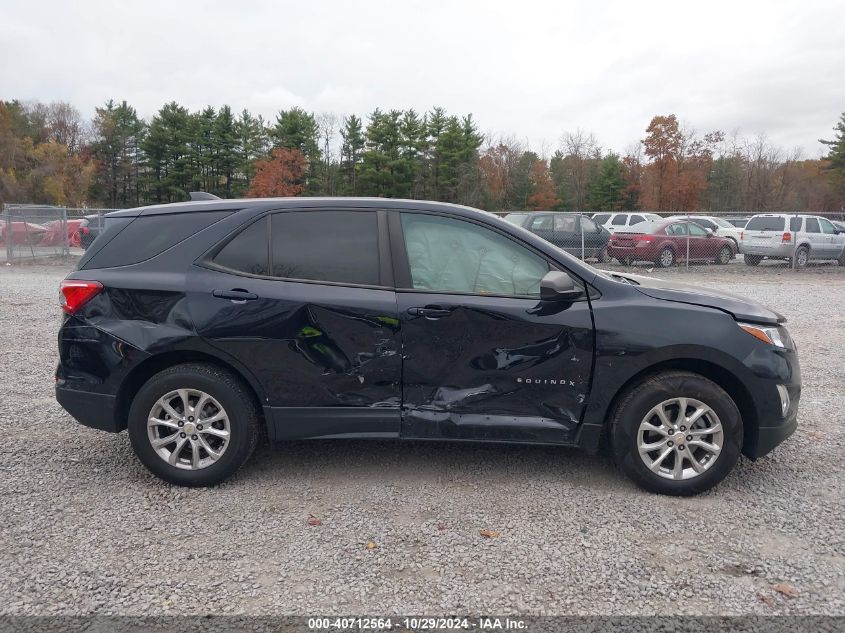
top-left (503, 213), bottom-right (528, 226)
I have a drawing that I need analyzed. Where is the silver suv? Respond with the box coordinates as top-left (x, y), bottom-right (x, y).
top-left (741, 214), bottom-right (845, 267)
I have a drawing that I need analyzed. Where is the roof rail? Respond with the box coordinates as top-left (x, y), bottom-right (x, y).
top-left (189, 191), bottom-right (221, 201)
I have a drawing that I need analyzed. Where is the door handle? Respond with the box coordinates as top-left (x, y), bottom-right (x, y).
top-left (407, 306), bottom-right (454, 319)
top-left (212, 288), bottom-right (258, 302)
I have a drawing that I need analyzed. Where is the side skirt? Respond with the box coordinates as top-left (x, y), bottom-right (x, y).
top-left (267, 407), bottom-right (401, 441)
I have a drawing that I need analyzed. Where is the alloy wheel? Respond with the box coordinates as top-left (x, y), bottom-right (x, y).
top-left (659, 249), bottom-right (674, 267)
top-left (147, 388), bottom-right (231, 470)
top-left (637, 397), bottom-right (723, 480)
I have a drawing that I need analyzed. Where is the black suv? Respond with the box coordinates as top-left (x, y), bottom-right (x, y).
top-left (56, 197), bottom-right (800, 495)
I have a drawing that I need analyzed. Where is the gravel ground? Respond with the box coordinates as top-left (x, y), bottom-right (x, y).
top-left (1, 259), bottom-right (843, 616)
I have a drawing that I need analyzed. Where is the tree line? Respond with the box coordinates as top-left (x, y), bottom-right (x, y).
top-left (1, 99), bottom-right (843, 214)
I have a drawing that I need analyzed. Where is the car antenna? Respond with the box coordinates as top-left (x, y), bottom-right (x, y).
top-left (189, 191), bottom-right (220, 201)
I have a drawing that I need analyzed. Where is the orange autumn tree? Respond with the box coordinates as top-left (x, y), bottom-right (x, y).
top-left (526, 158), bottom-right (559, 209)
top-left (246, 148), bottom-right (307, 197)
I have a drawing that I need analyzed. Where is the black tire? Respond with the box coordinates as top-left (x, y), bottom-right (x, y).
top-left (794, 246), bottom-right (809, 268)
top-left (609, 371), bottom-right (743, 496)
top-left (838, 250), bottom-right (845, 266)
top-left (597, 246), bottom-right (610, 263)
top-left (715, 245), bottom-right (732, 265)
top-left (656, 247), bottom-right (675, 268)
top-left (744, 254), bottom-right (762, 266)
top-left (128, 363), bottom-right (260, 487)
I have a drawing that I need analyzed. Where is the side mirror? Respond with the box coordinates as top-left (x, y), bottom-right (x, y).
top-left (540, 271), bottom-right (583, 302)
top-left (705, 228), bottom-right (714, 237)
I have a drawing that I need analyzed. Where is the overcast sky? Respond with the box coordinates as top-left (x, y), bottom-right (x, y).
top-left (2, 0), bottom-right (844, 157)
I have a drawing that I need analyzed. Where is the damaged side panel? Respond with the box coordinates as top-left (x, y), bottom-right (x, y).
top-left (397, 293), bottom-right (595, 443)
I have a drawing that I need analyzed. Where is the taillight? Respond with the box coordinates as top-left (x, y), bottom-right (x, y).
top-left (79, 227), bottom-right (90, 235)
top-left (60, 280), bottom-right (103, 314)
top-left (782, 232), bottom-right (791, 243)
top-left (740, 231), bottom-right (744, 241)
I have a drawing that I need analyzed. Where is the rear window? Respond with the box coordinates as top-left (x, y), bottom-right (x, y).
top-left (745, 216), bottom-right (785, 232)
top-left (80, 211), bottom-right (231, 269)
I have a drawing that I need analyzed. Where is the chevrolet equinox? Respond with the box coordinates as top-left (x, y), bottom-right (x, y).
top-left (55, 197), bottom-right (800, 495)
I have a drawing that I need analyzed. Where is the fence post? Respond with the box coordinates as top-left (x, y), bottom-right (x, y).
top-left (61, 207), bottom-right (69, 257)
top-left (580, 214), bottom-right (585, 261)
top-left (3, 206), bottom-right (12, 264)
top-left (685, 212), bottom-right (690, 269)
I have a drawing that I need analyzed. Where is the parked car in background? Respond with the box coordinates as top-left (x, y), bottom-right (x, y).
top-left (607, 219), bottom-right (736, 267)
top-left (39, 218), bottom-right (84, 248)
top-left (504, 211), bottom-right (611, 261)
top-left (592, 212), bottom-right (663, 233)
top-left (0, 221), bottom-right (47, 246)
top-left (723, 216), bottom-right (751, 228)
top-left (666, 215), bottom-right (743, 253)
top-left (77, 214), bottom-right (106, 249)
top-left (740, 214), bottom-right (845, 267)
top-left (55, 196), bottom-right (800, 495)
top-left (832, 220), bottom-right (845, 234)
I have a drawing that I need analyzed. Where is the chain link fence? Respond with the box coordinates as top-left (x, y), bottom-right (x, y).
top-left (497, 211), bottom-right (845, 272)
top-left (2, 205), bottom-right (119, 264)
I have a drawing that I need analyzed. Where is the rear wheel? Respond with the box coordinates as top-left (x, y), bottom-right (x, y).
top-left (716, 245), bottom-right (733, 265)
top-left (794, 246), bottom-right (809, 268)
top-left (744, 254), bottom-right (762, 266)
top-left (656, 247), bottom-right (675, 268)
top-left (610, 371), bottom-right (743, 496)
top-left (128, 363), bottom-right (260, 487)
top-left (597, 246), bottom-right (610, 263)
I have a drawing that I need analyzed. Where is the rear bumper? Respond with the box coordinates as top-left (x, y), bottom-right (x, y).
top-left (56, 385), bottom-right (122, 432)
top-left (741, 243), bottom-right (792, 258)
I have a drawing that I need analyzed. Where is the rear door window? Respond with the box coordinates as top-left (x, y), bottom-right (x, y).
top-left (611, 215), bottom-right (627, 226)
top-left (805, 218), bottom-right (821, 233)
top-left (271, 211), bottom-right (380, 285)
top-left (746, 217), bottom-right (785, 231)
top-left (790, 217), bottom-right (802, 231)
top-left (553, 215), bottom-right (578, 232)
top-left (629, 215), bottom-right (645, 225)
top-left (593, 214), bottom-right (610, 225)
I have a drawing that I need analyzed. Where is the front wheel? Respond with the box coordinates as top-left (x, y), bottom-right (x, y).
top-left (610, 371), bottom-right (743, 496)
top-left (128, 363), bottom-right (260, 487)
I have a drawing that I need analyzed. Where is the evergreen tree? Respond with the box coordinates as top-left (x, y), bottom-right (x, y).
top-left (142, 101), bottom-right (192, 203)
top-left (820, 112), bottom-right (845, 200)
top-left (340, 114), bottom-right (365, 195)
top-left (589, 153), bottom-right (625, 211)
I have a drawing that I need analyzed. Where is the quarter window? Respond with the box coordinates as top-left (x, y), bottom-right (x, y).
top-left (213, 217), bottom-right (270, 276)
top-left (400, 213), bottom-right (550, 297)
top-left (529, 215), bottom-right (554, 230)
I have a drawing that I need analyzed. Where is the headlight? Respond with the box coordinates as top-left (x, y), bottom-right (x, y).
top-left (738, 322), bottom-right (795, 349)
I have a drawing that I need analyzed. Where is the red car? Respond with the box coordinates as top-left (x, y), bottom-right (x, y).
top-left (607, 219), bottom-right (736, 267)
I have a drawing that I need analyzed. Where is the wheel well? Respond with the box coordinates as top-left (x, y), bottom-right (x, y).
top-left (114, 351), bottom-right (265, 431)
top-left (604, 358), bottom-right (758, 455)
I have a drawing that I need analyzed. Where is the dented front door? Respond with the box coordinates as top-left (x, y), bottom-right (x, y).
top-left (397, 291), bottom-right (595, 443)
